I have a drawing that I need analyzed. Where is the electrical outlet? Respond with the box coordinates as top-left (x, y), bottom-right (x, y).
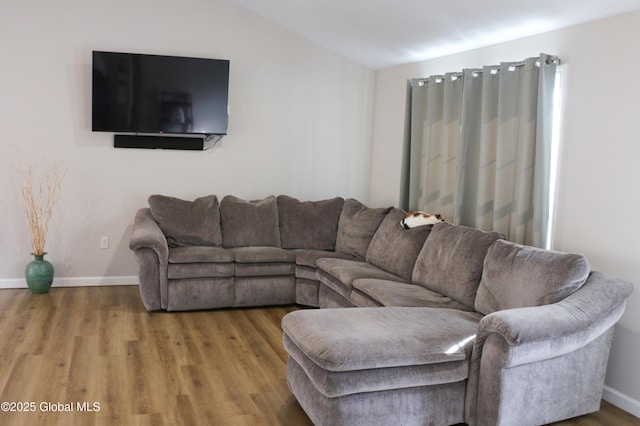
top-left (100, 236), bottom-right (109, 249)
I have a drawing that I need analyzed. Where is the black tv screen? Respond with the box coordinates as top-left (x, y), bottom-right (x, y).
top-left (92, 51), bottom-right (229, 135)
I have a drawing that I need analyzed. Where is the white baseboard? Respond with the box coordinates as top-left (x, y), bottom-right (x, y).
top-left (603, 385), bottom-right (640, 418)
top-left (0, 276), bottom-right (139, 289)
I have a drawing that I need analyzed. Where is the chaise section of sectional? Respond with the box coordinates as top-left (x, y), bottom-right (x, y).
top-left (282, 306), bottom-right (483, 426)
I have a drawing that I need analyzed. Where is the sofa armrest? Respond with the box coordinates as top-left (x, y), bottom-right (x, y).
top-left (130, 208), bottom-right (168, 265)
top-left (474, 271), bottom-right (632, 367)
top-left (465, 271), bottom-right (633, 426)
top-left (474, 271), bottom-right (632, 368)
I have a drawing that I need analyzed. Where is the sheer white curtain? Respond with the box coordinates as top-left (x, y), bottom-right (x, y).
top-left (400, 53), bottom-right (558, 247)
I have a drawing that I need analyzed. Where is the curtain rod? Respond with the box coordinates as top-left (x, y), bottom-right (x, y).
top-left (510, 54), bottom-right (560, 68)
top-left (415, 54), bottom-right (560, 86)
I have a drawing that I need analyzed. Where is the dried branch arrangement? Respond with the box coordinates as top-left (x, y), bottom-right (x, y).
top-left (17, 162), bottom-right (65, 256)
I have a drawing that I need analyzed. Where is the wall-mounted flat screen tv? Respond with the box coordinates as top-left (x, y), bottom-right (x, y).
top-left (92, 51), bottom-right (229, 136)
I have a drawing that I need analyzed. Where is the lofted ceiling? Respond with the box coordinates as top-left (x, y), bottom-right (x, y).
top-left (229, 0), bottom-right (640, 69)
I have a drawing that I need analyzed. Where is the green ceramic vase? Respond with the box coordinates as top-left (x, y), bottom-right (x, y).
top-left (25, 253), bottom-right (54, 294)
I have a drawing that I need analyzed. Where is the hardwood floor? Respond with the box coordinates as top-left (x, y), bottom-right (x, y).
top-left (0, 286), bottom-right (637, 426)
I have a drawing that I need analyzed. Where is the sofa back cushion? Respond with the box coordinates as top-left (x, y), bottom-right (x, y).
top-left (220, 195), bottom-right (281, 248)
top-left (366, 208), bottom-right (434, 281)
top-left (474, 239), bottom-right (591, 315)
top-left (148, 194), bottom-right (222, 247)
top-left (277, 195), bottom-right (344, 250)
top-left (335, 199), bottom-right (392, 260)
top-left (412, 222), bottom-right (504, 310)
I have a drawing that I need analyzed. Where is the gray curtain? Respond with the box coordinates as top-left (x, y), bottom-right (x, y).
top-left (401, 53), bottom-right (558, 247)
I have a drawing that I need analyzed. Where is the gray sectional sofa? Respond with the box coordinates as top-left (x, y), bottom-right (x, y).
top-left (129, 194), bottom-right (633, 426)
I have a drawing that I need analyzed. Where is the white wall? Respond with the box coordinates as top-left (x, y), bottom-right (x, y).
top-left (371, 10), bottom-right (640, 413)
top-left (0, 0), bottom-right (375, 282)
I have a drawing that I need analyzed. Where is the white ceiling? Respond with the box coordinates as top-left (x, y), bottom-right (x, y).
top-left (229, 0), bottom-right (640, 69)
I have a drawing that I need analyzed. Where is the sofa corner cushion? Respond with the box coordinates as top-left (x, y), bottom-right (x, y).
top-left (148, 194), bottom-right (222, 247)
top-left (365, 208), bottom-right (433, 281)
top-left (335, 199), bottom-right (392, 260)
top-left (474, 239), bottom-right (591, 315)
top-left (412, 222), bottom-right (505, 309)
top-left (219, 195), bottom-right (281, 248)
top-left (277, 195), bottom-right (344, 250)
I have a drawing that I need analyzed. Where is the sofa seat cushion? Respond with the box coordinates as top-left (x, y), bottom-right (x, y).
top-left (282, 307), bottom-right (481, 372)
top-left (284, 333), bottom-right (469, 398)
top-left (277, 195), bottom-right (345, 250)
top-left (316, 258), bottom-right (407, 299)
top-left (412, 222), bottom-right (504, 310)
top-left (234, 263), bottom-right (295, 277)
top-left (352, 279), bottom-right (473, 311)
top-left (365, 208), bottom-right (434, 281)
top-left (292, 246), bottom-right (360, 282)
top-left (229, 246), bottom-right (295, 277)
top-left (230, 246), bottom-right (295, 263)
top-left (168, 246), bottom-right (234, 264)
top-left (168, 263), bottom-right (234, 280)
top-left (293, 249), bottom-right (359, 268)
top-left (167, 246), bottom-right (235, 279)
top-left (474, 239), bottom-right (591, 315)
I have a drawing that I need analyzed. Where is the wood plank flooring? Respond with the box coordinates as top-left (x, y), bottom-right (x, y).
top-left (0, 285), bottom-right (637, 426)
